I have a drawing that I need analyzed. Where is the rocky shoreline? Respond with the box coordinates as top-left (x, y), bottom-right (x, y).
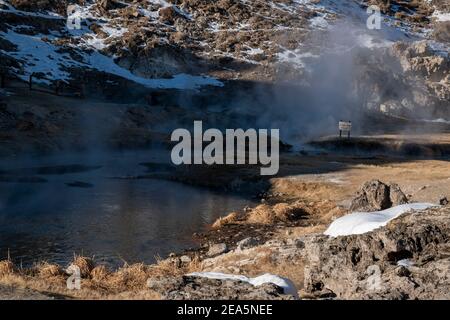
top-left (0, 162), bottom-right (449, 300)
top-left (0, 0), bottom-right (449, 300)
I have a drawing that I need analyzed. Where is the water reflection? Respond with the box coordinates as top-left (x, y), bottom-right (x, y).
top-left (0, 150), bottom-right (253, 267)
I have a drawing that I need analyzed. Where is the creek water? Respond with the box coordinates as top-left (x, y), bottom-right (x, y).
top-left (0, 149), bottom-right (254, 267)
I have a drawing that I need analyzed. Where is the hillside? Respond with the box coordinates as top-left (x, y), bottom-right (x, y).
top-left (0, 0), bottom-right (449, 154)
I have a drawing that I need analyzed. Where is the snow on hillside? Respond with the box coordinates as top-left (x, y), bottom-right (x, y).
top-left (432, 11), bottom-right (450, 22)
top-left (0, 28), bottom-right (222, 89)
top-left (0, 0), bottom-right (223, 89)
top-left (0, 0), bottom-right (447, 86)
top-left (324, 203), bottom-right (436, 237)
top-left (1, 30), bottom-right (74, 83)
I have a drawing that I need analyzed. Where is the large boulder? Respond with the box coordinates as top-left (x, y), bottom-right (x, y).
top-left (350, 180), bottom-right (408, 212)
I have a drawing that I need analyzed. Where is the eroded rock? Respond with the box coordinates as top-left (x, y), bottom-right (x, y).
top-left (350, 180), bottom-right (408, 212)
top-left (303, 206), bottom-right (450, 299)
top-left (207, 243), bottom-right (228, 257)
top-left (147, 275), bottom-right (296, 300)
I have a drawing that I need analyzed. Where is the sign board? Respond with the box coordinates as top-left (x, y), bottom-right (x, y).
top-left (339, 121), bottom-right (352, 132)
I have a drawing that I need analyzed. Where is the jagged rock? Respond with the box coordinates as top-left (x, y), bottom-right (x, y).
top-left (350, 180), bottom-right (391, 212)
top-left (350, 180), bottom-right (408, 212)
top-left (9, 0), bottom-right (75, 15)
top-left (88, 23), bottom-right (108, 38)
top-left (147, 276), bottom-right (295, 300)
top-left (389, 183), bottom-right (409, 207)
top-left (433, 21), bottom-right (450, 43)
top-left (303, 206), bottom-right (450, 299)
top-left (97, 0), bottom-right (126, 12)
top-left (236, 237), bottom-right (260, 251)
top-left (207, 243), bottom-right (228, 257)
top-left (114, 43), bottom-right (199, 79)
top-left (440, 196), bottom-right (449, 206)
top-left (389, 41), bottom-right (450, 111)
top-left (159, 6), bottom-right (187, 24)
top-left (379, 100), bottom-right (408, 116)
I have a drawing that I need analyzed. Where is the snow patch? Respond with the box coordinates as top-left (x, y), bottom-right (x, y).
top-left (422, 118), bottom-right (450, 124)
top-left (187, 272), bottom-right (298, 298)
top-left (277, 49), bottom-right (318, 69)
top-left (397, 259), bottom-right (414, 267)
top-left (324, 203), bottom-right (436, 237)
top-left (84, 51), bottom-right (224, 89)
top-left (310, 15), bottom-right (329, 29)
top-left (432, 11), bottom-right (450, 22)
top-left (0, 30), bottom-right (76, 83)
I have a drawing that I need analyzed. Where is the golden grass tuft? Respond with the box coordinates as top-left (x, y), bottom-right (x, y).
top-left (246, 202), bottom-right (308, 224)
top-left (246, 204), bottom-right (275, 224)
top-left (212, 211), bottom-right (239, 229)
top-left (35, 261), bottom-right (64, 278)
top-left (108, 263), bottom-right (150, 290)
top-left (0, 260), bottom-right (15, 276)
top-left (273, 202), bottom-right (309, 222)
top-left (71, 256), bottom-right (95, 278)
top-left (90, 265), bottom-right (110, 282)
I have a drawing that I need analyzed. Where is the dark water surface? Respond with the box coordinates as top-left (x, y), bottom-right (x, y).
top-left (0, 150), bottom-right (253, 267)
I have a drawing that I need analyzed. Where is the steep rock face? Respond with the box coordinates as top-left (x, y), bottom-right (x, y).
top-left (303, 206), bottom-right (450, 299)
top-left (349, 41), bottom-right (449, 118)
top-left (389, 42), bottom-right (450, 116)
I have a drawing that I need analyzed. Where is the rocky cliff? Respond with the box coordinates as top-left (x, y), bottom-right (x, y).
top-left (304, 205), bottom-right (450, 299)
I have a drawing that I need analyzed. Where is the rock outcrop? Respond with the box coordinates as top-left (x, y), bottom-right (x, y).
top-left (303, 206), bottom-right (450, 299)
top-left (389, 42), bottom-right (450, 116)
top-left (350, 180), bottom-right (408, 212)
top-left (147, 275), bottom-right (296, 300)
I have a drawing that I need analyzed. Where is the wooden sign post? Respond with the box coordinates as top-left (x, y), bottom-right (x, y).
top-left (339, 120), bottom-right (352, 139)
top-left (29, 73), bottom-right (34, 90)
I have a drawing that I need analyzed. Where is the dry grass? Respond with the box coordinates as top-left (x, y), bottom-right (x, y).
top-left (71, 255), bottom-right (95, 278)
top-left (35, 261), bottom-right (64, 278)
top-left (0, 252), bottom-right (204, 300)
top-left (90, 265), bottom-right (110, 282)
top-left (271, 180), bottom-right (346, 202)
top-left (246, 202), bottom-right (309, 224)
top-left (212, 211), bottom-right (240, 229)
top-left (0, 260), bottom-right (15, 276)
top-left (246, 204), bottom-right (276, 224)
